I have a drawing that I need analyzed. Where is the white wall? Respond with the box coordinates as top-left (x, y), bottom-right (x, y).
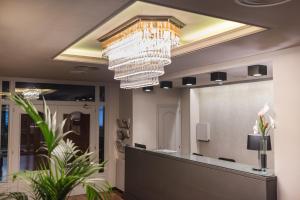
top-left (104, 83), bottom-right (120, 186)
top-left (118, 89), bottom-right (133, 147)
top-left (191, 81), bottom-right (274, 168)
top-left (190, 89), bottom-right (200, 154)
top-left (180, 88), bottom-right (191, 154)
top-left (116, 88), bottom-right (183, 191)
top-left (132, 88), bottom-right (181, 149)
top-left (112, 46), bottom-right (300, 199)
top-left (114, 45), bottom-right (300, 199)
top-left (116, 89), bottom-right (133, 190)
top-left (273, 51), bottom-right (300, 200)
top-left (173, 46), bottom-right (300, 200)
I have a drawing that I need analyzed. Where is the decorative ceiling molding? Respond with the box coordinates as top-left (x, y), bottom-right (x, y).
top-left (54, 1), bottom-right (265, 64)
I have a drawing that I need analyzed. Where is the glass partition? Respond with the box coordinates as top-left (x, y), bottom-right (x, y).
top-left (0, 81), bottom-right (106, 177)
top-left (2, 81), bottom-right (10, 99)
top-left (63, 112), bottom-right (90, 153)
top-left (99, 105), bottom-right (105, 163)
top-left (99, 86), bottom-right (105, 102)
top-left (15, 82), bottom-right (95, 102)
top-left (0, 105), bottom-right (9, 181)
top-left (20, 113), bottom-right (47, 171)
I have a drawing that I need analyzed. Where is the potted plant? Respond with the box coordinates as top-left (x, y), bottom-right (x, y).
top-left (253, 104), bottom-right (275, 170)
top-left (0, 95), bottom-right (111, 200)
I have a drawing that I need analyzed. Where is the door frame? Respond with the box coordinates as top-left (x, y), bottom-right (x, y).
top-left (10, 103), bottom-right (100, 195)
top-left (156, 104), bottom-right (181, 152)
top-left (0, 78), bottom-right (114, 193)
top-left (10, 104), bottom-right (49, 174)
top-left (11, 103), bottom-right (98, 172)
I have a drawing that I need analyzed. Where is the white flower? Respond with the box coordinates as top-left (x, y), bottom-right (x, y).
top-left (268, 114), bottom-right (275, 129)
top-left (258, 104), bottom-right (270, 116)
top-left (253, 120), bottom-right (259, 134)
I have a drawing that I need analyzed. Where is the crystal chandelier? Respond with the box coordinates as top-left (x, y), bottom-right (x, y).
top-left (99, 16), bottom-right (184, 89)
top-left (22, 88), bottom-right (41, 100)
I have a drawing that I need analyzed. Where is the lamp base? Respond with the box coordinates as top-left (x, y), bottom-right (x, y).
top-left (252, 167), bottom-right (263, 171)
top-left (252, 167), bottom-right (267, 172)
top-left (261, 154), bottom-right (267, 169)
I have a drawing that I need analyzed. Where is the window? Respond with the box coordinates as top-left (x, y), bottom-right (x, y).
top-left (15, 82), bottom-right (95, 102)
top-left (20, 113), bottom-right (47, 171)
top-left (63, 112), bottom-right (91, 153)
top-left (99, 86), bottom-right (105, 102)
top-left (99, 86), bottom-right (105, 164)
top-left (0, 105), bottom-right (9, 181)
top-left (2, 81), bottom-right (9, 99)
top-left (99, 105), bottom-right (105, 163)
top-left (0, 80), bottom-right (107, 177)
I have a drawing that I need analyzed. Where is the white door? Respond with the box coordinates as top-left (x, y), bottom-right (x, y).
top-left (11, 104), bottom-right (98, 195)
top-left (157, 105), bottom-right (181, 152)
top-left (11, 104), bottom-right (52, 174)
top-left (56, 105), bottom-right (97, 158)
top-left (56, 105), bottom-right (98, 196)
top-left (11, 103), bottom-right (55, 192)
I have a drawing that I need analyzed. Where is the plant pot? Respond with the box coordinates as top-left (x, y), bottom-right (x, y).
top-left (260, 154), bottom-right (267, 170)
top-left (260, 136), bottom-right (268, 170)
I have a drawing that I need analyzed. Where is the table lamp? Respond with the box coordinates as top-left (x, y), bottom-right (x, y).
top-left (247, 134), bottom-right (271, 171)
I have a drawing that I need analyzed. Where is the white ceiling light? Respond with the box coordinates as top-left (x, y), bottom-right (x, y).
top-left (16, 88), bottom-right (56, 98)
top-left (22, 88), bottom-right (41, 100)
top-left (98, 16), bottom-right (184, 89)
top-left (235, 0), bottom-right (292, 7)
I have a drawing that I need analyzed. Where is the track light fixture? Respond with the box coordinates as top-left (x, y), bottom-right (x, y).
top-left (142, 86), bottom-right (154, 92)
top-left (160, 81), bottom-right (173, 89)
top-left (248, 65), bottom-right (267, 77)
top-left (211, 72), bottom-right (227, 82)
top-left (182, 77), bottom-right (196, 86)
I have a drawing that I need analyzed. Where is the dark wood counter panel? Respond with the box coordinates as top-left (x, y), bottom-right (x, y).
top-left (124, 147), bottom-right (277, 200)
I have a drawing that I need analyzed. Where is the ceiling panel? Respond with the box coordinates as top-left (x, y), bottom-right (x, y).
top-left (0, 0), bottom-right (299, 82)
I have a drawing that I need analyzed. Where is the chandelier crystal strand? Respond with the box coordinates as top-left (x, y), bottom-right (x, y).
top-left (22, 88), bottom-right (41, 100)
top-left (101, 17), bottom-right (182, 89)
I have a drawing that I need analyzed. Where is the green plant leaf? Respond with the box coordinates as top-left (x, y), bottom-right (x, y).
top-left (5, 95), bottom-right (111, 200)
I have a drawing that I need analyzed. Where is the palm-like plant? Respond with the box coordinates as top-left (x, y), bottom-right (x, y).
top-left (1, 95), bottom-right (111, 200)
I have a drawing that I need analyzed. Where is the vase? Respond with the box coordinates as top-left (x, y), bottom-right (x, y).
top-left (260, 136), bottom-right (268, 171)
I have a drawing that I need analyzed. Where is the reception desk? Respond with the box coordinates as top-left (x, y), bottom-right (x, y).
top-left (125, 147), bottom-right (277, 200)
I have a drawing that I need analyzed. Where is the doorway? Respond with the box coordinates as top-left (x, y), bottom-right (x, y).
top-left (157, 104), bottom-right (181, 152)
top-left (58, 105), bottom-right (97, 156)
top-left (11, 103), bottom-right (98, 194)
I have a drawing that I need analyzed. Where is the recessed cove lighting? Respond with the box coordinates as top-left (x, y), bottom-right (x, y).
top-left (248, 65), bottom-right (267, 77)
top-left (160, 81), bottom-right (173, 89)
top-left (143, 86), bottom-right (154, 92)
top-left (211, 72), bottom-right (227, 82)
top-left (236, 0), bottom-right (291, 7)
top-left (55, 1), bottom-right (266, 86)
top-left (182, 77), bottom-right (196, 86)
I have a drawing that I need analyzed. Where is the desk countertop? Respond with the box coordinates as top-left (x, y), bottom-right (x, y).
top-left (137, 148), bottom-right (275, 178)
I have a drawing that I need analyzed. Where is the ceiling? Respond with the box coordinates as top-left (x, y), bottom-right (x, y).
top-left (0, 0), bottom-right (131, 82)
top-left (56, 1), bottom-right (264, 63)
top-left (0, 0), bottom-right (299, 83)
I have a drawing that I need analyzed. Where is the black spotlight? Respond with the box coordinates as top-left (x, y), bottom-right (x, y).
top-left (248, 65), bottom-right (267, 77)
top-left (211, 72), bottom-right (227, 82)
top-left (182, 77), bottom-right (196, 86)
top-left (143, 86), bottom-right (154, 92)
top-left (160, 81), bottom-right (173, 89)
